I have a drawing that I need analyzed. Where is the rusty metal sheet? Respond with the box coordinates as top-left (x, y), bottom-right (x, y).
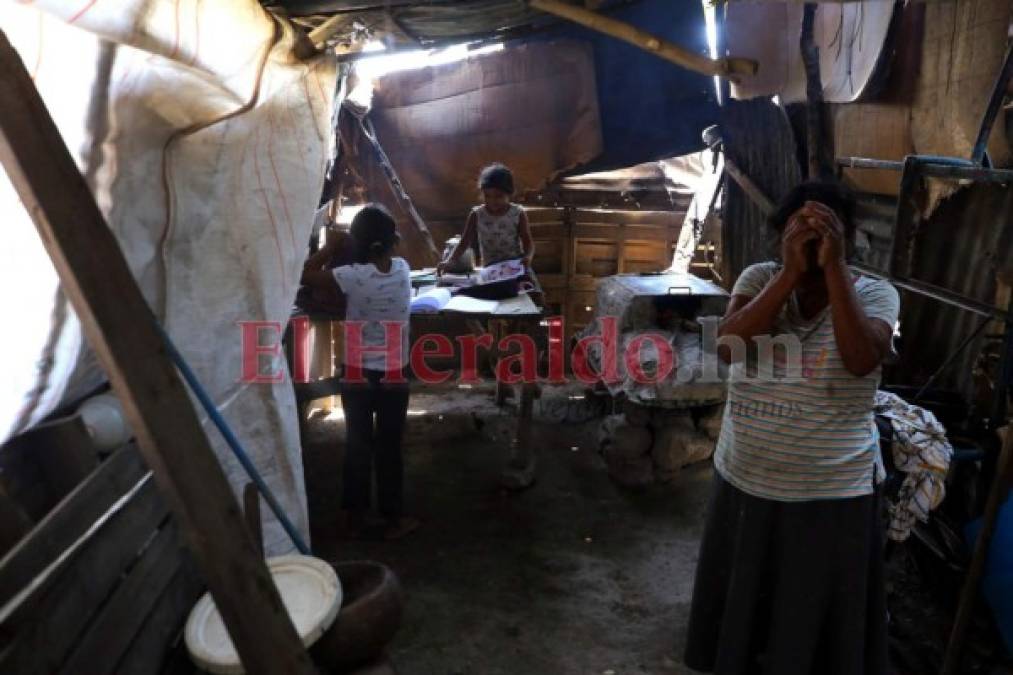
top-left (365, 39), bottom-right (603, 221)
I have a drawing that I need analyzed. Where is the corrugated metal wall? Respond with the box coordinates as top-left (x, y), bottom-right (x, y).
top-left (727, 178), bottom-right (1012, 399)
top-left (718, 117), bottom-right (1011, 399)
top-left (719, 98), bottom-right (802, 282)
top-left (886, 184), bottom-right (1012, 397)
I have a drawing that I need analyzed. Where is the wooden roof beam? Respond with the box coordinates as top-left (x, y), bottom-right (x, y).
top-left (529, 0), bottom-right (757, 80)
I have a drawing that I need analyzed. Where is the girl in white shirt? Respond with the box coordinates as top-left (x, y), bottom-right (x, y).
top-left (302, 203), bottom-right (417, 540)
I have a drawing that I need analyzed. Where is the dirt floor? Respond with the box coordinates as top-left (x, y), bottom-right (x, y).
top-left (301, 383), bottom-right (1013, 675)
top-left (302, 383), bottom-right (711, 675)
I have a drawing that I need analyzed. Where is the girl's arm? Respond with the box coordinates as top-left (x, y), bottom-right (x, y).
top-left (300, 267), bottom-right (338, 292)
top-left (297, 229), bottom-right (350, 289)
top-left (304, 228), bottom-right (355, 271)
top-left (437, 211), bottom-right (478, 274)
top-left (303, 231), bottom-right (337, 272)
top-left (518, 210), bottom-right (535, 267)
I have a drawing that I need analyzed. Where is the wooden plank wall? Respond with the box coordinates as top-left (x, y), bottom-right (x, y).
top-left (428, 207), bottom-right (683, 342)
top-left (0, 420), bottom-right (210, 675)
top-left (0, 444), bottom-right (205, 675)
top-left (528, 207), bottom-right (683, 341)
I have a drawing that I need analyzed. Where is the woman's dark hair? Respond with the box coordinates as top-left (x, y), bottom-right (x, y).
top-left (350, 203), bottom-right (399, 264)
top-left (768, 180), bottom-right (857, 259)
top-left (478, 162), bottom-right (514, 195)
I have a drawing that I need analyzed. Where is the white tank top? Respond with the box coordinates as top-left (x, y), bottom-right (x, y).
top-left (473, 204), bottom-right (524, 264)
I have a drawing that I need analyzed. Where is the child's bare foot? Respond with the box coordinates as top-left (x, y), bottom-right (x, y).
top-left (383, 516), bottom-right (420, 541)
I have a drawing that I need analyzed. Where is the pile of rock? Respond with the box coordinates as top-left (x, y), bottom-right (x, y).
top-left (598, 402), bottom-right (723, 488)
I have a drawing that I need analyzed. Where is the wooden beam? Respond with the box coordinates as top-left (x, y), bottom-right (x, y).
top-left (0, 30), bottom-right (316, 675)
top-left (60, 521), bottom-right (186, 675)
top-left (529, 0), bottom-right (757, 80)
top-left (0, 444), bottom-right (146, 608)
top-left (293, 11), bottom-right (349, 60)
top-left (359, 115), bottom-right (442, 265)
top-left (800, 3), bottom-right (828, 179)
top-left (0, 473), bottom-right (170, 674)
top-left (308, 12), bottom-right (349, 47)
top-left (724, 160), bottom-right (774, 215)
top-left (0, 414), bottom-right (97, 521)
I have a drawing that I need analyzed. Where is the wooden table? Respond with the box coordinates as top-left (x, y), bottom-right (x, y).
top-left (288, 288), bottom-right (543, 490)
top-left (421, 292), bottom-right (543, 490)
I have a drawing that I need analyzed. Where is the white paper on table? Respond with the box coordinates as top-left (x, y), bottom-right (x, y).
top-left (410, 287), bottom-right (452, 313)
top-left (495, 294), bottom-right (539, 315)
top-left (443, 295), bottom-right (500, 314)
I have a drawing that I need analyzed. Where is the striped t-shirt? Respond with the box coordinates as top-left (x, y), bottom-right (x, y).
top-left (713, 262), bottom-right (900, 501)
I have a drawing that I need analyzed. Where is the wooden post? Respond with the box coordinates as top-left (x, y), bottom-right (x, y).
top-left (359, 115), bottom-right (442, 265)
top-left (800, 4), bottom-right (826, 180)
top-left (530, 0), bottom-right (757, 80)
top-left (724, 159), bottom-right (774, 215)
top-left (713, 0), bottom-right (731, 105)
top-left (243, 483), bottom-right (265, 557)
top-left (308, 13), bottom-right (348, 48)
top-left (0, 31), bottom-right (317, 675)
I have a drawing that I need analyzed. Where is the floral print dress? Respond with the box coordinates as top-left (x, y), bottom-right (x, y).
top-left (473, 204), bottom-right (525, 265)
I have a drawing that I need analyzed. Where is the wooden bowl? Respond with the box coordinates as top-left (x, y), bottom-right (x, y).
top-left (311, 561), bottom-right (404, 671)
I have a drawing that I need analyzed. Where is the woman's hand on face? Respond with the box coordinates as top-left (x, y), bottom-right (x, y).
top-left (781, 211), bottom-right (819, 282)
top-left (802, 201), bottom-right (846, 269)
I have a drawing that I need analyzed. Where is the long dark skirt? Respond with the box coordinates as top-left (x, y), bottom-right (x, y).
top-left (683, 472), bottom-right (888, 675)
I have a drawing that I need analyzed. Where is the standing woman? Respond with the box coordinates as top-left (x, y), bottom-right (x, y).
top-left (683, 182), bottom-right (899, 675)
top-left (301, 203), bottom-right (418, 540)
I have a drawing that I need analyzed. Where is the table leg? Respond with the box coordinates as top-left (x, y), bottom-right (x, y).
top-left (493, 320), bottom-right (512, 406)
top-left (464, 318), bottom-right (505, 404)
top-left (500, 319), bottom-right (537, 490)
top-left (495, 382), bottom-right (509, 407)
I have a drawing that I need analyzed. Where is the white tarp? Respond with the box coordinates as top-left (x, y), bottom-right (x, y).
top-left (0, 0), bottom-right (339, 554)
top-left (726, 1), bottom-right (896, 104)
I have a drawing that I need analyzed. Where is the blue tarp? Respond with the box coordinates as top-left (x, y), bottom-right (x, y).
top-left (533, 0), bottom-right (719, 172)
top-left (966, 495), bottom-right (1013, 656)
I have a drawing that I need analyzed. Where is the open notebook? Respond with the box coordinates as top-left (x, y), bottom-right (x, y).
top-left (410, 287), bottom-right (537, 315)
top-left (411, 288), bottom-right (497, 314)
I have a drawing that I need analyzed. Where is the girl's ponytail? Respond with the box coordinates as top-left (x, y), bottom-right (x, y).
top-left (350, 203), bottom-right (399, 264)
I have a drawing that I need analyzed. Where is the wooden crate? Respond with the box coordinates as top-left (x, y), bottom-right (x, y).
top-left (622, 240), bottom-right (672, 274)
top-left (573, 240), bottom-right (619, 279)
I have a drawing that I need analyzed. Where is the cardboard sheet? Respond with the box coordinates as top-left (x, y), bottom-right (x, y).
top-left (834, 103), bottom-right (913, 196)
top-left (910, 0), bottom-right (1010, 211)
top-left (363, 40), bottom-right (603, 222)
